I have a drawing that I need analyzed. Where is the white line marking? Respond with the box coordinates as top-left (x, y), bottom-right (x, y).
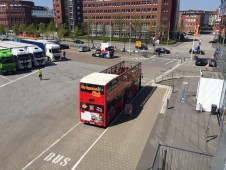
top-left (0, 75), bottom-right (12, 82)
top-left (160, 87), bottom-right (172, 114)
top-left (165, 61), bottom-right (174, 65)
top-left (71, 80), bottom-right (154, 170)
top-left (0, 70), bottom-right (39, 88)
top-left (162, 87), bottom-right (169, 102)
top-left (21, 122), bottom-right (81, 170)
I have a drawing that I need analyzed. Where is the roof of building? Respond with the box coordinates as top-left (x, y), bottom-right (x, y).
top-left (80, 72), bottom-right (118, 86)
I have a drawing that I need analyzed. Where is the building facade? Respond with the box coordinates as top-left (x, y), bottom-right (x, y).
top-left (82, 0), bottom-right (179, 40)
top-left (0, 0), bottom-right (54, 30)
top-left (53, 0), bottom-right (83, 32)
top-left (179, 10), bottom-right (206, 33)
top-left (0, 0), bottom-right (34, 28)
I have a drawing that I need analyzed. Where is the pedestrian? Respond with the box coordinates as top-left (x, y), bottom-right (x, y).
top-left (158, 50), bottom-right (161, 56)
top-left (63, 50), bottom-right (66, 59)
top-left (38, 69), bottom-right (42, 80)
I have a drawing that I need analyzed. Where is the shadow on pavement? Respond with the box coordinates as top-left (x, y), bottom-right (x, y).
top-left (111, 86), bottom-right (157, 127)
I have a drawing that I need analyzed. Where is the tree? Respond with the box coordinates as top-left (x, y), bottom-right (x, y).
top-left (57, 23), bottom-right (68, 40)
top-left (0, 25), bottom-right (4, 34)
top-left (71, 26), bottom-right (81, 40)
top-left (4, 26), bottom-right (9, 36)
top-left (27, 23), bottom-right (36, 34)
top-left (48, 20), bottom-right (56, 38)
top-left (19, 24), bottom-right (26, 34)
top-left (38, 23), bottom-right (46, 38)
top-left (12, 25), bottom-right (19, 35)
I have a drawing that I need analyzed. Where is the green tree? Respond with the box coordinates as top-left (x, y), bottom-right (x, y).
top-left (0, 25), bottom-right (4, 34)
top-left (4, 26), bottom-right (9, 36)
top-left (28, 23), bottom-right (36, 34)
top-left (19, 24), bottom-right (26, 34)
top-left (38, 23), bottom-right (46, 38)
top-left (114, 13), bottom-right (124, 38)
top-left (48, 20), bottom-right (56, 38)
top-left (57, 23), bottom-right (68, 40)
top-left (71, 26), bottom-right (81, 40)
top-left (12, 25), bottom-right (19, 35)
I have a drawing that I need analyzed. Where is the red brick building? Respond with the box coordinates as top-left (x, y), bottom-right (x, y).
top-left (83, 0), bottom-right (180, 40)
top-left (0, 0), bottom-right (34, 28)
top-left (179, 10), bottom-right (205, 34)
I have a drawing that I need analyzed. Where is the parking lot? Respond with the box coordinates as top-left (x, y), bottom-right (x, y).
top-left (0, 34), bottom-right (217, 170)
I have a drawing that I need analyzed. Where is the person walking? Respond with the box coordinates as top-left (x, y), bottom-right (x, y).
top-left (38, 69), bottom-right (42, 80)
top-left (63, 50), bottom-right (66, 59)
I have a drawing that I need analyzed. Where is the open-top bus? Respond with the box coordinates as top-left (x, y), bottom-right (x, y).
top-left (79, 61), bottom-right (142, 127)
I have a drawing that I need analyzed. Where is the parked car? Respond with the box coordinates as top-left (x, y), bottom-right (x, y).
top-left (79, 46), bottom-right (91, 52)
top-left (209, 39), bottom-right (218, 43)
top-left (209, 59), bottom-right (217, 67)
top-left (48, 38), bottom-right (61, 44)
top-left (92, 48), bottom-right (101, 57)
top-left (155, 48), bottom-right (170, 54)
top-left (189, 48), bottom-right (205, 55)
top-left (195, 58), bottom-right (208, 66)
top-left (74, 39), bottom-right (84, 44)
top-left (60, 43), bottom-right (70, 49)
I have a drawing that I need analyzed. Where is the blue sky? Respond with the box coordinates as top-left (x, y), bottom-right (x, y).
top-left (29, 0), bottom-right (220, 11)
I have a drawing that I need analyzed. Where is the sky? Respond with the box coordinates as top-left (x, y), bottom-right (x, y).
top-left (29, 0), bottom-right (220, 11)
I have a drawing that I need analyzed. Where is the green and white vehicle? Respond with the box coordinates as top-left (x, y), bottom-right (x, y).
top-left (0, 47), bottom-right (16, 74)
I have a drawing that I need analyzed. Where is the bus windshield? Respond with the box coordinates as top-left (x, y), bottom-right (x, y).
top-left (52, 48), bottom-right (61, 53)
top-left (33, 52), bottom-right (44, 58)
top-left (0, 57), bottom-right (14, 64)
top-left (18, 54), bottom-right (31, 61)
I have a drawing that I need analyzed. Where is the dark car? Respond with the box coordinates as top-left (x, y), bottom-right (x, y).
top-left (74, 39), bottom-right (84, 44)
top-left (60, 43), bottom-right (70, 49)
top-left (195, 58), bottom-right (208, 66)
top-left (79, 46), bottom-right (91, 52)
top-left (92, 48), bottom-right (102, 57)
top-left (209, 39), bottom-right (218, 43)
top-left (209, 59), bottom-right (217, 67)
top-left (189, 48), bottom-right (205, 55)
top-left (48, 39), bottom-right (61, 44)
top-left (155, 48), bottom-right (170, 54)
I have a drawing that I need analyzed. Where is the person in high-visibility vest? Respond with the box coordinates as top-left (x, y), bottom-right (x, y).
top-left (38, 69), bottom-right (42, 80)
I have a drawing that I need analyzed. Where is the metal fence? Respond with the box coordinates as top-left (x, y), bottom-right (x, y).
top-left (150, 144), bottom-right (213, 170)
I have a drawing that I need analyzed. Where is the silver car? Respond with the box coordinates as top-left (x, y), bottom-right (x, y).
top-left (79, 46), bottom-right (91, 52)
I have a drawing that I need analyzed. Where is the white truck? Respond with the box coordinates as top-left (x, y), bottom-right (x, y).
top-left (3, 41), bottom-right (46, 67)
top-left (14, 38), bottom-right (61, 62)
top-left (0, 42), bottom-right (32, 70)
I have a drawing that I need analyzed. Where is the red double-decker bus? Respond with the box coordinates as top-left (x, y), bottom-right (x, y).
top-left (79, 61), bottom-right (142, 127)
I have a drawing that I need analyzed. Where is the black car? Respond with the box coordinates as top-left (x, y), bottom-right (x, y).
top-left (74, 39), bottom-right (84, 44)
top-left (60, 43), bottom-right (70, 49)
top-left (155, 48), bottom-right (170, 54)
top-left (195, 58), bottom-right (208, 66)
top-left (189, 49), bottom-right (205, 55)
top-left (209, 59), bottom-right (217, 67)
top-left (209, 39), bottom-right (218, 43)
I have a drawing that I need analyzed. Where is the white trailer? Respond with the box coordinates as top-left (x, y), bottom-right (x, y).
top-left (0, 42), bottom-right (32, 70)
top-left (196, 70), bottom-right (225, 112)
top-left (2, 41), bottom-right (46, 67)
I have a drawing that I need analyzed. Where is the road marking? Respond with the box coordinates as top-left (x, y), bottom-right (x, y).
top-left (165, 61), bottom-right (174, 65)
top-left (0, 70), bottom-right (39, 88)
top-left (21, 122), bottom-right (81, 170)
top-left (160, 87), bottom-right (172, 114)
top-left (0, 75), bottom-right (12, 82)
top-left (71, 79), bottom-right (154, 170)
